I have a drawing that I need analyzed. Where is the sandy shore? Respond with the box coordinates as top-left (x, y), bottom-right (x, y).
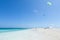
top-left (0, 28), bottom-right (60, 40)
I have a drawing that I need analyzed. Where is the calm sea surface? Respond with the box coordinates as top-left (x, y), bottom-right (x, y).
top-left (0, 28), bottom-right (27, 33)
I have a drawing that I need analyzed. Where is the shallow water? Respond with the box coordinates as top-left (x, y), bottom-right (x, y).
top-left (0, 28), bottom-right (27, 33)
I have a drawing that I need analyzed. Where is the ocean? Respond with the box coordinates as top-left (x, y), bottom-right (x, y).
top-left (0, 28), bottom-right (27, 33)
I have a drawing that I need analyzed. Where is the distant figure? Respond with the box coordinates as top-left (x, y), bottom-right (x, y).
top-left (44, 27), bottom-right (49, 29)
top-left (44, 26), bottom-right (52, 29)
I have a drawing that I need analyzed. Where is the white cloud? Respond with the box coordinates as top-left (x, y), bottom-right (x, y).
top-left (33, 9), bottom-right (41, 16)
top-left (33, 10), bottom-right (38, 13)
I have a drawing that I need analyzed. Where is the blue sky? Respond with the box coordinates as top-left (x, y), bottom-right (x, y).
top-left (0, 0), bottom-right (60, 28)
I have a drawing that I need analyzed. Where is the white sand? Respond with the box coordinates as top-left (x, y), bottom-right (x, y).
top-left (0, 28), bottom-right (60, 40)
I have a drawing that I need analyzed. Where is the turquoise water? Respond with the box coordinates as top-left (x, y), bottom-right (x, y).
top-left (0, 28), bottom-right (27, 33)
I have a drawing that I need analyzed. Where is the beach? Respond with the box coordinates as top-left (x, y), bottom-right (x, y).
top-left (0, 28), bottom-right (60, 40)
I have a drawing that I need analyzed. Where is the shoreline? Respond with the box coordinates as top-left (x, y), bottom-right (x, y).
top-left (0, 28), bottom-right (60, 40)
